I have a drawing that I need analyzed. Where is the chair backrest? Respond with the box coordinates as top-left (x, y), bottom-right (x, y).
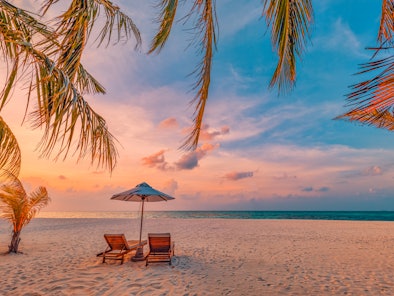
top-left (104, 234), bottom-right (129, 250)
top-left (148, 233), bottom-right (171, 252)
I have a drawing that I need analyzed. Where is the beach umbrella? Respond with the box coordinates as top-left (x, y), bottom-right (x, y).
top-left (111, 182), bottom-right (175, 260)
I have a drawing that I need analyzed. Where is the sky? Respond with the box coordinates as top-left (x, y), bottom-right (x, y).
top-left (4, 0), bottom-right (394, 212)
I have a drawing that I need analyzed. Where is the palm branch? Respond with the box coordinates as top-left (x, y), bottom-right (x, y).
top-left (336, 0), bottom-right (394, 129)
top-left (148, 0), bottom-right (178, 54)
top-left (41, 0), bottom-right (141, 82)
top-left (0, 117), bottom-right (21, 178)
top-left (0, 172), bottom-right (28, 232)
top-left (0, 1), bottom-right (140, 173)
top-left (263, 0), bottom-right (313, 93)
top-left (336, 55), bottom-right (394, 128)
top-left (378, 0), bottom-right (393, 45)
top-left (150, 0), bottom-right (218, 150)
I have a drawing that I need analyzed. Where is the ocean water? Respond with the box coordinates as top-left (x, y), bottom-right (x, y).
top-left (36, 211), bottom-right (394, 221)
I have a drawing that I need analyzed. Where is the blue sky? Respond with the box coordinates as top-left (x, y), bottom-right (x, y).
top-left (8, 0), bottom-right (394, 211)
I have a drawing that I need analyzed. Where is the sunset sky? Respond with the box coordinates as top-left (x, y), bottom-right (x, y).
top-left (5, 0), bottom-right (394, 212)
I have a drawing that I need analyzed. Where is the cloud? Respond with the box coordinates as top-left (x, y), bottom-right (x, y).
top-left (224, 171), bottom-right (254, 181)
top-left (302, 187), bottom-right (314, 192)
top-left (314, 18), bottom-right (367, 58)
top-left (362, 165), bottom-right (383, 176)
top-left (142, 143), bottom-right (218, 171)
top-left (58, 175), bottom-right (67, 180)
top-left (317, 187), bottom-right (330, 192)
top-left (301, 186), bottom-right (330, 193)
top-left (141, 150), bottom-right (171, 171)
top-left (158, 117), bottom-right (179, 129)
top-left (199, 124), bottom-right (230, 141)
top-left (272, 173), bottom-right (297, 180)
top-left (175, 143), bottom-right (219, 170)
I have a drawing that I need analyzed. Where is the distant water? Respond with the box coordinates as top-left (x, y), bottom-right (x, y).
top-left (37, 211), bottom-right (394, 221)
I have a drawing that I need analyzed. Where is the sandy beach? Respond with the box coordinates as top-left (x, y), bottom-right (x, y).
top-left (0, 218), bottom-right (394, 295)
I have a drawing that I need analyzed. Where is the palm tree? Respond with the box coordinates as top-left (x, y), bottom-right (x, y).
top-left (0, 0), bottom-right (141, 176)
top-left (0, 172), bottom-right (50, 253)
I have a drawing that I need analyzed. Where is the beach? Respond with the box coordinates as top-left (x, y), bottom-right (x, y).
top-left (0, 218), bottom-right (394, 295)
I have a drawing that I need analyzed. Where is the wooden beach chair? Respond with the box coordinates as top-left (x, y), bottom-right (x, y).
top-left (145, 233), bottom-right (175, 266)
top-left (98, 234), bottom-right (147, 264)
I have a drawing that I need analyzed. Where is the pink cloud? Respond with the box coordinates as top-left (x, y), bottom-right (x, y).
top-left (199, 124), bottom-right (230, 141)
top-left (272, 173), bottom-right (297, 180)
top-left (141, 150), bottom-right (171, 170)
top-left (175, 143), bottom-right (219, 170)
top-left (158, 117), bottom-right (179, 129)
top-left (362, 165), bottom-right (383, 176)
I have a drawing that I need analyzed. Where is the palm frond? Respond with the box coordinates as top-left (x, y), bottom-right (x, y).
top-left (0, 172), bottom-right (49, 232)
top-left (0, 172), bottom-right (27, 231)
top-left (148, 0), bottom-right (178, 54)
top-left (0, 1), bottom-right (55, 107)
top-left (76, 64), bottom-right (106, 95)
top-left (378, 0), bottom-right (394, 45)
top-left (29, 61), bottom-right (118, 172)
top-left (25, 186), bottom-right (49, 227)
top-left (41, 0), bottom-right (141, 83)
top-left (180, 0), bottom-right (218, 150)
top-left (0, 3), bottom-right (118, 173)
top-left (337, 2), bottom-right (394, 130)
top-left (263, 0), bottom-right (313, 93)
top-left (0, 117), bottom-right (21, 177)
top-left (336, 55), bottom-right (394, 129)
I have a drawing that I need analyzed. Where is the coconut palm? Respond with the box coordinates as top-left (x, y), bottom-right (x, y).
top-left (0, 0), bottom-right (141, 177)
top-left (0, 173), bottom-right (50, 253)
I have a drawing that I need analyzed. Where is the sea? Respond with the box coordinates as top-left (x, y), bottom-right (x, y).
top-left (36, 211), bottom-right (394, 222)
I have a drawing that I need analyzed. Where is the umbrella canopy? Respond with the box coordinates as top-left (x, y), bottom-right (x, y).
top-left (111, 182), bottom-right (175, 260)
top-left (111, 182), bottom-right (175, 202)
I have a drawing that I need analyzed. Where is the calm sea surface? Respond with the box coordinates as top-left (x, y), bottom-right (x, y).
top-left (36, 211), bottom-right (394, 221)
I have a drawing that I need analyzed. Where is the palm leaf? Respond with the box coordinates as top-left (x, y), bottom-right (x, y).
top-left (378, 0), bottom-right (393, 45)
top-left (42, 0), bottom-right (141, 83)
top-left (337, 1), bottom-right (394, 129)
top-left (0, 172), bottom-right (49, 232)
top-left (148, 0), bottom-right (178, 54)
top-left (263, 0), bottom-right (313, 93)
top-left (0, 2), bottom-right (118, 172)
top-left (336, 55), bottom-right (394, 128)
top-left (0, 117), bottom-right (21, 177)
top-left (29, 65), bottom-right (119, 172)
top-left (25, 186), bottom-right (50, 227)
top-left (0, 1), bottom-right (54, 107)
top-left (0, 172), bottom-right (27, 232)
top-left (180, 0), bottom-right (218, 150)
top-left (77, 64), bottom-right (106, 95)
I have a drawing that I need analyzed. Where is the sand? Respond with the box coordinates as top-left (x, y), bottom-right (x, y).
top-left (0, 218), bottom-right (394, 295)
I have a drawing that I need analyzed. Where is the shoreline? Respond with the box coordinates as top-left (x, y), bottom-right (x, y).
top-left (35, 210), bottom-right (394, 222)
top-left (1, 218), bottom-right (394, 295)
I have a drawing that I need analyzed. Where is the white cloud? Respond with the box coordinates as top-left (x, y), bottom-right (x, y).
top-left (313, 18), bottom-right (368, 58)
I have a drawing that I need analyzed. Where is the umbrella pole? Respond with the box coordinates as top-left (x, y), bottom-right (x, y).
top-left (139, 198), bottom-right (145, 243)
top-left (132, 198), bottom-right (146, 261)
